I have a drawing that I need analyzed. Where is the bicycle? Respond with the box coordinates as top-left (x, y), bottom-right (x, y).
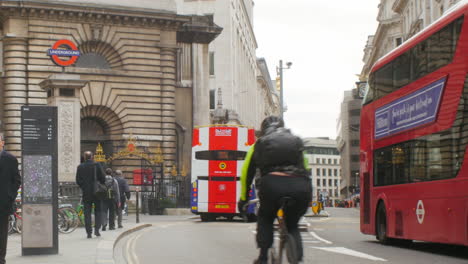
top-left (246, 197), bottom-right (299, 264)
top-left (58, 196), bottom-right (80, 234)
top-left (8, 199), bottom-right (22, 234)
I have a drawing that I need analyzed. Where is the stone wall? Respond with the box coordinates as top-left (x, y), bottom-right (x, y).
top-left (0, 3), bottom-right (184, 180)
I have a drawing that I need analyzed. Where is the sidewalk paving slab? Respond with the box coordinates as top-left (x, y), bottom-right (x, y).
top-left (6, 215), bottom-right (154, 264)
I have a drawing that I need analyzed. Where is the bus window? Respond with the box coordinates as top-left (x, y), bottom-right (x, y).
top-left (195, 150), bottom-right (247, 161)
top-left (393, 53), bottom-right (410, 89)
top-left (217, 151), bottom-right (229, 160)
top-left (375, 62), bottom-right (393, 99)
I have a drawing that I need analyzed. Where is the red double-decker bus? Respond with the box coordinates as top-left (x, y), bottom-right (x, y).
top-left (360, 1), bottom-right (468, 245)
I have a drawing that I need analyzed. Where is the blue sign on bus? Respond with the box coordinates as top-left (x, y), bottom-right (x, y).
top-left (375, 77), bottom-right (446, 139)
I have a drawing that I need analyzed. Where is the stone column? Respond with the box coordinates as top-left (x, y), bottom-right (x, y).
top-left (2, 37), bottom-right (28, 157)
top-left (2, 18), bottom-right (30, 158)
top-left (39, 74), bottom-right (88, 182)
top-left (192, 43), bottom-right (210, 126)
top-left (161, 46), bottom-right (177, 170)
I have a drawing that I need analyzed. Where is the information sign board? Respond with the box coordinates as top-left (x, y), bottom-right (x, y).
top-left (21, 106), bottom-right (58, 255)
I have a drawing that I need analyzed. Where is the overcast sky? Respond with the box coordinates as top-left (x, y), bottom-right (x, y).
top-left (254, 0), bottom-right (380, 139)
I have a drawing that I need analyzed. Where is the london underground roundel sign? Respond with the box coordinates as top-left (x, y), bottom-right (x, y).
top-left (47, 39), bottom-right (81, 67)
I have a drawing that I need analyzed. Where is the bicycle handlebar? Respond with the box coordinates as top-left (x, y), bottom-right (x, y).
top-left (243, 198), bottom-right (259, 210)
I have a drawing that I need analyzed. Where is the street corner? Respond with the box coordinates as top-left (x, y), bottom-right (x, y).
top-left (113, 223), bottom-right (153, 248)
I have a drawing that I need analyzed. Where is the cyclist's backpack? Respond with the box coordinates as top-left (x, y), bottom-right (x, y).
top-left (257, 127), bottom-right (307, 175)
top-left (104, 176), bottom-right (115, 199)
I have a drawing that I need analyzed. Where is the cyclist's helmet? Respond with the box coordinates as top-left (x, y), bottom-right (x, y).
top-left (260, 116), bottom-right (284, 136)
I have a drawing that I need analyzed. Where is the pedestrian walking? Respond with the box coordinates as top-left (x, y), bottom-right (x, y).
top-left (76, 151), bottom-right (105, 238)
top-left (0, 133), bottom-right (21, 264)
top-left (114, 170), bottom-right (130, 228)
top-left (102, 168), bottom-right (120, 231)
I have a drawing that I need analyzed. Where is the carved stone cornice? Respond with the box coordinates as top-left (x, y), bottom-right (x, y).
top-left (392, 0), bottom-right (409, 14)
top-left (0, 1), bottom-right (190, 30)
top-left (177, 15), bottom-right (222, 44)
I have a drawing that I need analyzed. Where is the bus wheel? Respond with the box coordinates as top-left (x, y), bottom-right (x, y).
top-left (376, 203), bottom-right (389, 244)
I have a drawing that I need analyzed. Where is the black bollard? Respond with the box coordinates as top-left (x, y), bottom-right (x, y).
top-left (136, 189), bottom-right (140, 224)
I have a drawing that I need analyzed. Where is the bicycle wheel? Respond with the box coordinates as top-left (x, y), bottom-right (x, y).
top-left (60, 207), bottom-right (79, 233)
top-left (8, 215), bottom-right (15, 235)
top-left (284, 233), bottom-right (298, 264)
top-left (14, 213), bottom-right (22, 234)
top-left (57, 209), bottom-right (69, 234)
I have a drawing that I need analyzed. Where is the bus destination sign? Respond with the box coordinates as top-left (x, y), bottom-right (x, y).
top-left (374, 77), bottom-right (446, 139)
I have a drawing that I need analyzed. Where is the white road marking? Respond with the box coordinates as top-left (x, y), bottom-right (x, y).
top-left (126, 232), bottom-right (144, 264)
top-left (310, 247), bottom-right (387, 261)
top-left (309, 231), bottom-right (332, 244)
top-left (302, 240), bottom-right (321, 243)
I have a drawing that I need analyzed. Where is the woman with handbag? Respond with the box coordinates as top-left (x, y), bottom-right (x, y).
top-left (76, 151), bottom-right (106, 238)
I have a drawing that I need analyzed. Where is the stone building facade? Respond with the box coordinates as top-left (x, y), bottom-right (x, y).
top-left (336, 88), bottom-right (362, 198)
top-left (304, 137), bottom-right (341, 206)
top-left (176, 0), bottom-right (266, 128)
top-left (0, 0), bottom-right (221, 185)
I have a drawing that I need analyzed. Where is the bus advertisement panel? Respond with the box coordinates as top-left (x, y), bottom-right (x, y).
top-left (191, 126), bottom-right (256, 221)
top-left (360, 1), bottom-right (468, 246)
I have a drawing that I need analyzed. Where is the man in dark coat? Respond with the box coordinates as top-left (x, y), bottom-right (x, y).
top-left (0, 134), bottom-right (21, 264)
top-left (76, 151), bottom-right (105, 238)
top-left (114, 170), bottom-right (130, 228)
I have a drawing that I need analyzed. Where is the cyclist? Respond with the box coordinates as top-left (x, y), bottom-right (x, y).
top-left (238, 116), bottom-right (312, 264)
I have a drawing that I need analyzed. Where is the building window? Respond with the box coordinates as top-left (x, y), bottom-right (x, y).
top-left (334, 179), bottom-right (338, 186)
top-left (316, 168), bottom-right (320, 176)
top-left (350, 109), bottom-right (361, 116)
top-left (322, 179), bottom-right (326, 186)
top-left (334, 159), bottom-right (337, 164)
top-left (395, 37), bottom-right (403, 47)
top-left (317, 179), bottom-right (320, 186)
top-left (351, 155), bottom-right (360, 162)
top-left (334, 169), bottom-right (338, 176)
top-left (351, 140), bottom-right (360, 147)
top-left (209, 52), bottom-right (215, 76)
top-left (328, 179), bottom-right (332, 186)
top-left (328, 169), bottom-right (332, 176)
top-left (328, 158), bottom-right (331, 164)
top-left (322, 168), bottom-right (326, 176)
top-left (316, 158), bottom-right (320, 164)
top-left (322, 158), bottom-right (326, 164)
top-left (209, 89), bottom-right (216, 109)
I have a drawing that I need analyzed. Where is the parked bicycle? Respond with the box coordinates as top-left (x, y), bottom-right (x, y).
top-left (8, 199), bottom-right (22, 234)
top-left (57, 197), bottom-right (95, 234)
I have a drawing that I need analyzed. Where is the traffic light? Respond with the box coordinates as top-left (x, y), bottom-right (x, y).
top-left (276, 75), bottom-right (281, 91)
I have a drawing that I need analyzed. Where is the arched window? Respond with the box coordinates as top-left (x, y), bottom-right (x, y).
top-left (75, 53), bottom-right (111, 69)
top-left (75, 41), bottom-right (123, 70)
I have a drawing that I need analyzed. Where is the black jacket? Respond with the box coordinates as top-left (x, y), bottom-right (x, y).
top-left (76, 160), bottom-right (105, 202)
top-left (240, 128), bottom-right (309, 201)
top-left (251, 127), bottom-right (308, 176)
top-left (0, 150), bottom-right (21, 216)
top-left (115, 176), bottom-right (131, 202)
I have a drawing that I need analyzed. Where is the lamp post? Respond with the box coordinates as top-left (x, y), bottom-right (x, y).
top-left (277, 60), bottom-right (292, 119)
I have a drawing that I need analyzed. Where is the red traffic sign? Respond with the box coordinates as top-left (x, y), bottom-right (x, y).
top-left (47, 39), bottom-right (81, 67)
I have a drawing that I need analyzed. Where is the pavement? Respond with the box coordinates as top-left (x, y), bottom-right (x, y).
top-left (5, 214), bottom-right (164, 264)
top-left (5, 208), bottom-right (332, 264)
